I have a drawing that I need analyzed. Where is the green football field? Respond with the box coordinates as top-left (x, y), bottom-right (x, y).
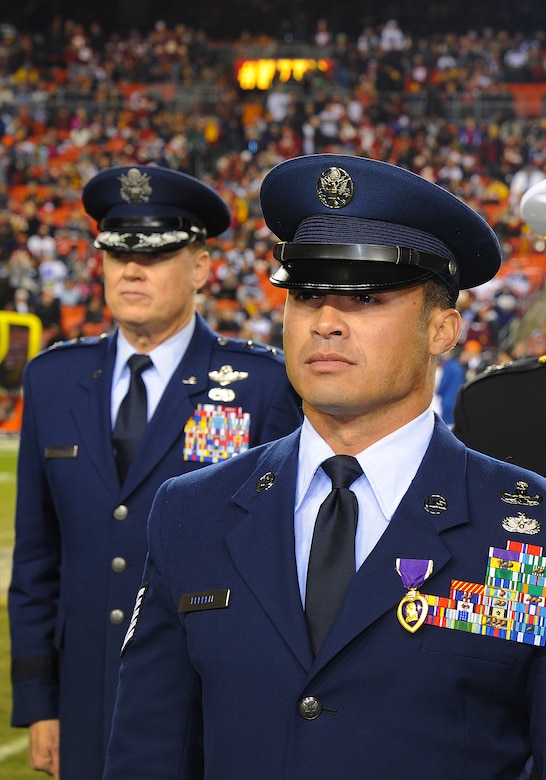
top-left (0, 437), bottom-right (36, 778)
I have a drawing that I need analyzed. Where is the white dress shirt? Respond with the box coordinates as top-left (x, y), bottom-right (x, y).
top-left (294, 408), bottom-right (435, 604)
top-left (111, 317), bottom-right (196, 427)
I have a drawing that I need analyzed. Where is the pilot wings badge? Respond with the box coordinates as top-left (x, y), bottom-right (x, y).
top-left (208, 365), bottom-right (249, 386)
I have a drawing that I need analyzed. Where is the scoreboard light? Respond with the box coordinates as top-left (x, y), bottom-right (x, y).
top-left (235, 58), bottom-right (332, 90)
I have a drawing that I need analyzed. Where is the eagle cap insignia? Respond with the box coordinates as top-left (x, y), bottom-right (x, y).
top-left (119, 168), bottom-right (152, 204)
top-left (208, 365), bottom-right (249, 386)
top-left (316, 166), bottom-right (354, 209)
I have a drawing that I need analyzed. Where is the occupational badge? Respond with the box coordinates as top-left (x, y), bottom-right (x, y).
top-left (207, 365), bottom-right (249, 402)
top-left (500, 481), bottom-right (543, 506)
top-left (208, 365), bottom-right (249, 386)
top-left (208, 387), bottom-right (236, 402)
top-left (501, 512), bottom-right (541, 535)
top-left (395, 558), bottom-right (434, 633)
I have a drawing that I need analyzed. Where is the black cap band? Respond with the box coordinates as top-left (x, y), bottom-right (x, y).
top-left (273, 242), bottom-right (458, 277)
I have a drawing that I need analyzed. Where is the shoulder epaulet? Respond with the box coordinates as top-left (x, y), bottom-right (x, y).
top-left (466, 355), bottom-right (546, 386)
top-left (33, 334), bottom-right (107, 359)
top-left (213, 336), bottom-right (284, 361)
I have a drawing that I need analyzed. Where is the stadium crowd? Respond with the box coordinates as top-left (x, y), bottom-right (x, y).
top-left (1, 11), bottom-right (546, 364)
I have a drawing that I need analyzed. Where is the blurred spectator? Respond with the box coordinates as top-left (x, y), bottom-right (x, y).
top-left (34, 286), bottom-right (63, 346)
top-left (216, 305), bottom-right (243, 336)
top-left (508, 160), bottom-right (546, 215)
top-left (436, 346), bottom-right (466, 428)
top-left (460, 339), bottom-right (489, 381)
top-left (26, 224), bottom-right (57, 262)
top-left (379, 19), bottom-right (405, 51)
top-left (7, 287), bottom-right (31, 314)
top-left (36, 252), bottom-right (67, 300)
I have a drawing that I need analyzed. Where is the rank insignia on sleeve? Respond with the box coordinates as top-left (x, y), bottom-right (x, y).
top-left (120, 583), bottom-right (149, 657)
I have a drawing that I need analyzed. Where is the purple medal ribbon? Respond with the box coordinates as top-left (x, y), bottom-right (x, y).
top-left (396, 558), bottom-right (434, 589)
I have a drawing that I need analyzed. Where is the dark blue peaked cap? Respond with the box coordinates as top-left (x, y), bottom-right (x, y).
top-left (260, 154), bottom-right (502, 297)
top-left (83, 165), bottom-right (231, 253)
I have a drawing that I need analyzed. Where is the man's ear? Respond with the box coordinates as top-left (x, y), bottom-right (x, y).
top-left (192, 248), bottom-right (211, 291)
top-left (429, 308), bottom-right (462, 356)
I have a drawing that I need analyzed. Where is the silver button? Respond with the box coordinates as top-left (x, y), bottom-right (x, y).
top-left (298, 696), bottom-right (322, 720)
top-left (109, 609), bottom-right (125, 625)
top-left (111, 557), bottom-right (127, 573)
top-left (113, 504), bottom-right (128, 520)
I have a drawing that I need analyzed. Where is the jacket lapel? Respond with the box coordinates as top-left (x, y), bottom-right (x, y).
top-left (225, 430), bottom-right (314, 670)
top-left (71, 333), bottom-right (119, 497)
top-left (208, 418), bottom-right (471, 674)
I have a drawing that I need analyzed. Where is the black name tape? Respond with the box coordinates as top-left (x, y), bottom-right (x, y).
top-left (179, 589), bottom-right (231, 613)
top-left (44, 445), bottom-right (79, 459)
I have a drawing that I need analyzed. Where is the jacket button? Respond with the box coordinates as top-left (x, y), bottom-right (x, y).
top-left (298, 696), bottom-right (322, 720)
top-left (113, 504), bottom-right (128, 520)
top-left (111, 557), bottom-right (127, 573)
top-left (109, 609), bottom-right (125, 624)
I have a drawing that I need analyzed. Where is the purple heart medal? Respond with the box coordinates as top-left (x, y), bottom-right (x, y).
top-left (395, 558), bottom-right (434, 633)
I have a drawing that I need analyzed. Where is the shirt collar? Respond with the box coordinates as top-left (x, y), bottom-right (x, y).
top-left (113, 316), bottom-right (196, 386)
top-left (296, 408), bottom-right (435, 518)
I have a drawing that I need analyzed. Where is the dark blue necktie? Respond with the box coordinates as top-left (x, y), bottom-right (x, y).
top-left (112, 354), bottom-right (153, 483)
top-left (305, 454), bottom-right (363, 655)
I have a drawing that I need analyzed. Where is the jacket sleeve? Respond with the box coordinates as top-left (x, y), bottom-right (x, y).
top-left (259, 379), bottom-right (302, 444)
top-left (103, 484), bottom-right (203, 779)
top-left (250, 359), bottom-right (302, 446)
top-left (9, 365), bottom-right (62, 726)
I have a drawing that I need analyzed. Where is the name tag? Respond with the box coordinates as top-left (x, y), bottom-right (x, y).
top-left (44, 445), bottom-right (79, 459)
top-left (179, 589), bottom-right (231, 613)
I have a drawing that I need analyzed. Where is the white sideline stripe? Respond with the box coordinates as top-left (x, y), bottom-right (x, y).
top-left (0, 735), bottom-right (28, 761)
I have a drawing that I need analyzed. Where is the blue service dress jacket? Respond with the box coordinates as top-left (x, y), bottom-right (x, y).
top-left (103, 417), bottom-right (546, 780)
top-left (8, 312), bottom-right (302, 780)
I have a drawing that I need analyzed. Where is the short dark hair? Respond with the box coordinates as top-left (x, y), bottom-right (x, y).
top-left (422, 277), bottom-right (457, 312)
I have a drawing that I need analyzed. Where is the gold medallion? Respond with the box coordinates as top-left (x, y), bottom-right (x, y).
top-left (397, 588), bottom-right (428, 633)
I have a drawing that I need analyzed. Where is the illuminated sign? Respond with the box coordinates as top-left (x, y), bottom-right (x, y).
top-left (235, 58), bottom-right (332, 90)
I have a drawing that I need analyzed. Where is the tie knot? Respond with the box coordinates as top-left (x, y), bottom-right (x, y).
top-left (127, 353), bottom-right (153, 376)
top-left (321, 455), bottom-right (363, 490)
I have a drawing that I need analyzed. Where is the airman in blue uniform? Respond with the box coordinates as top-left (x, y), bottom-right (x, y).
top-left (104, 155), bottom-right (545, 779)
